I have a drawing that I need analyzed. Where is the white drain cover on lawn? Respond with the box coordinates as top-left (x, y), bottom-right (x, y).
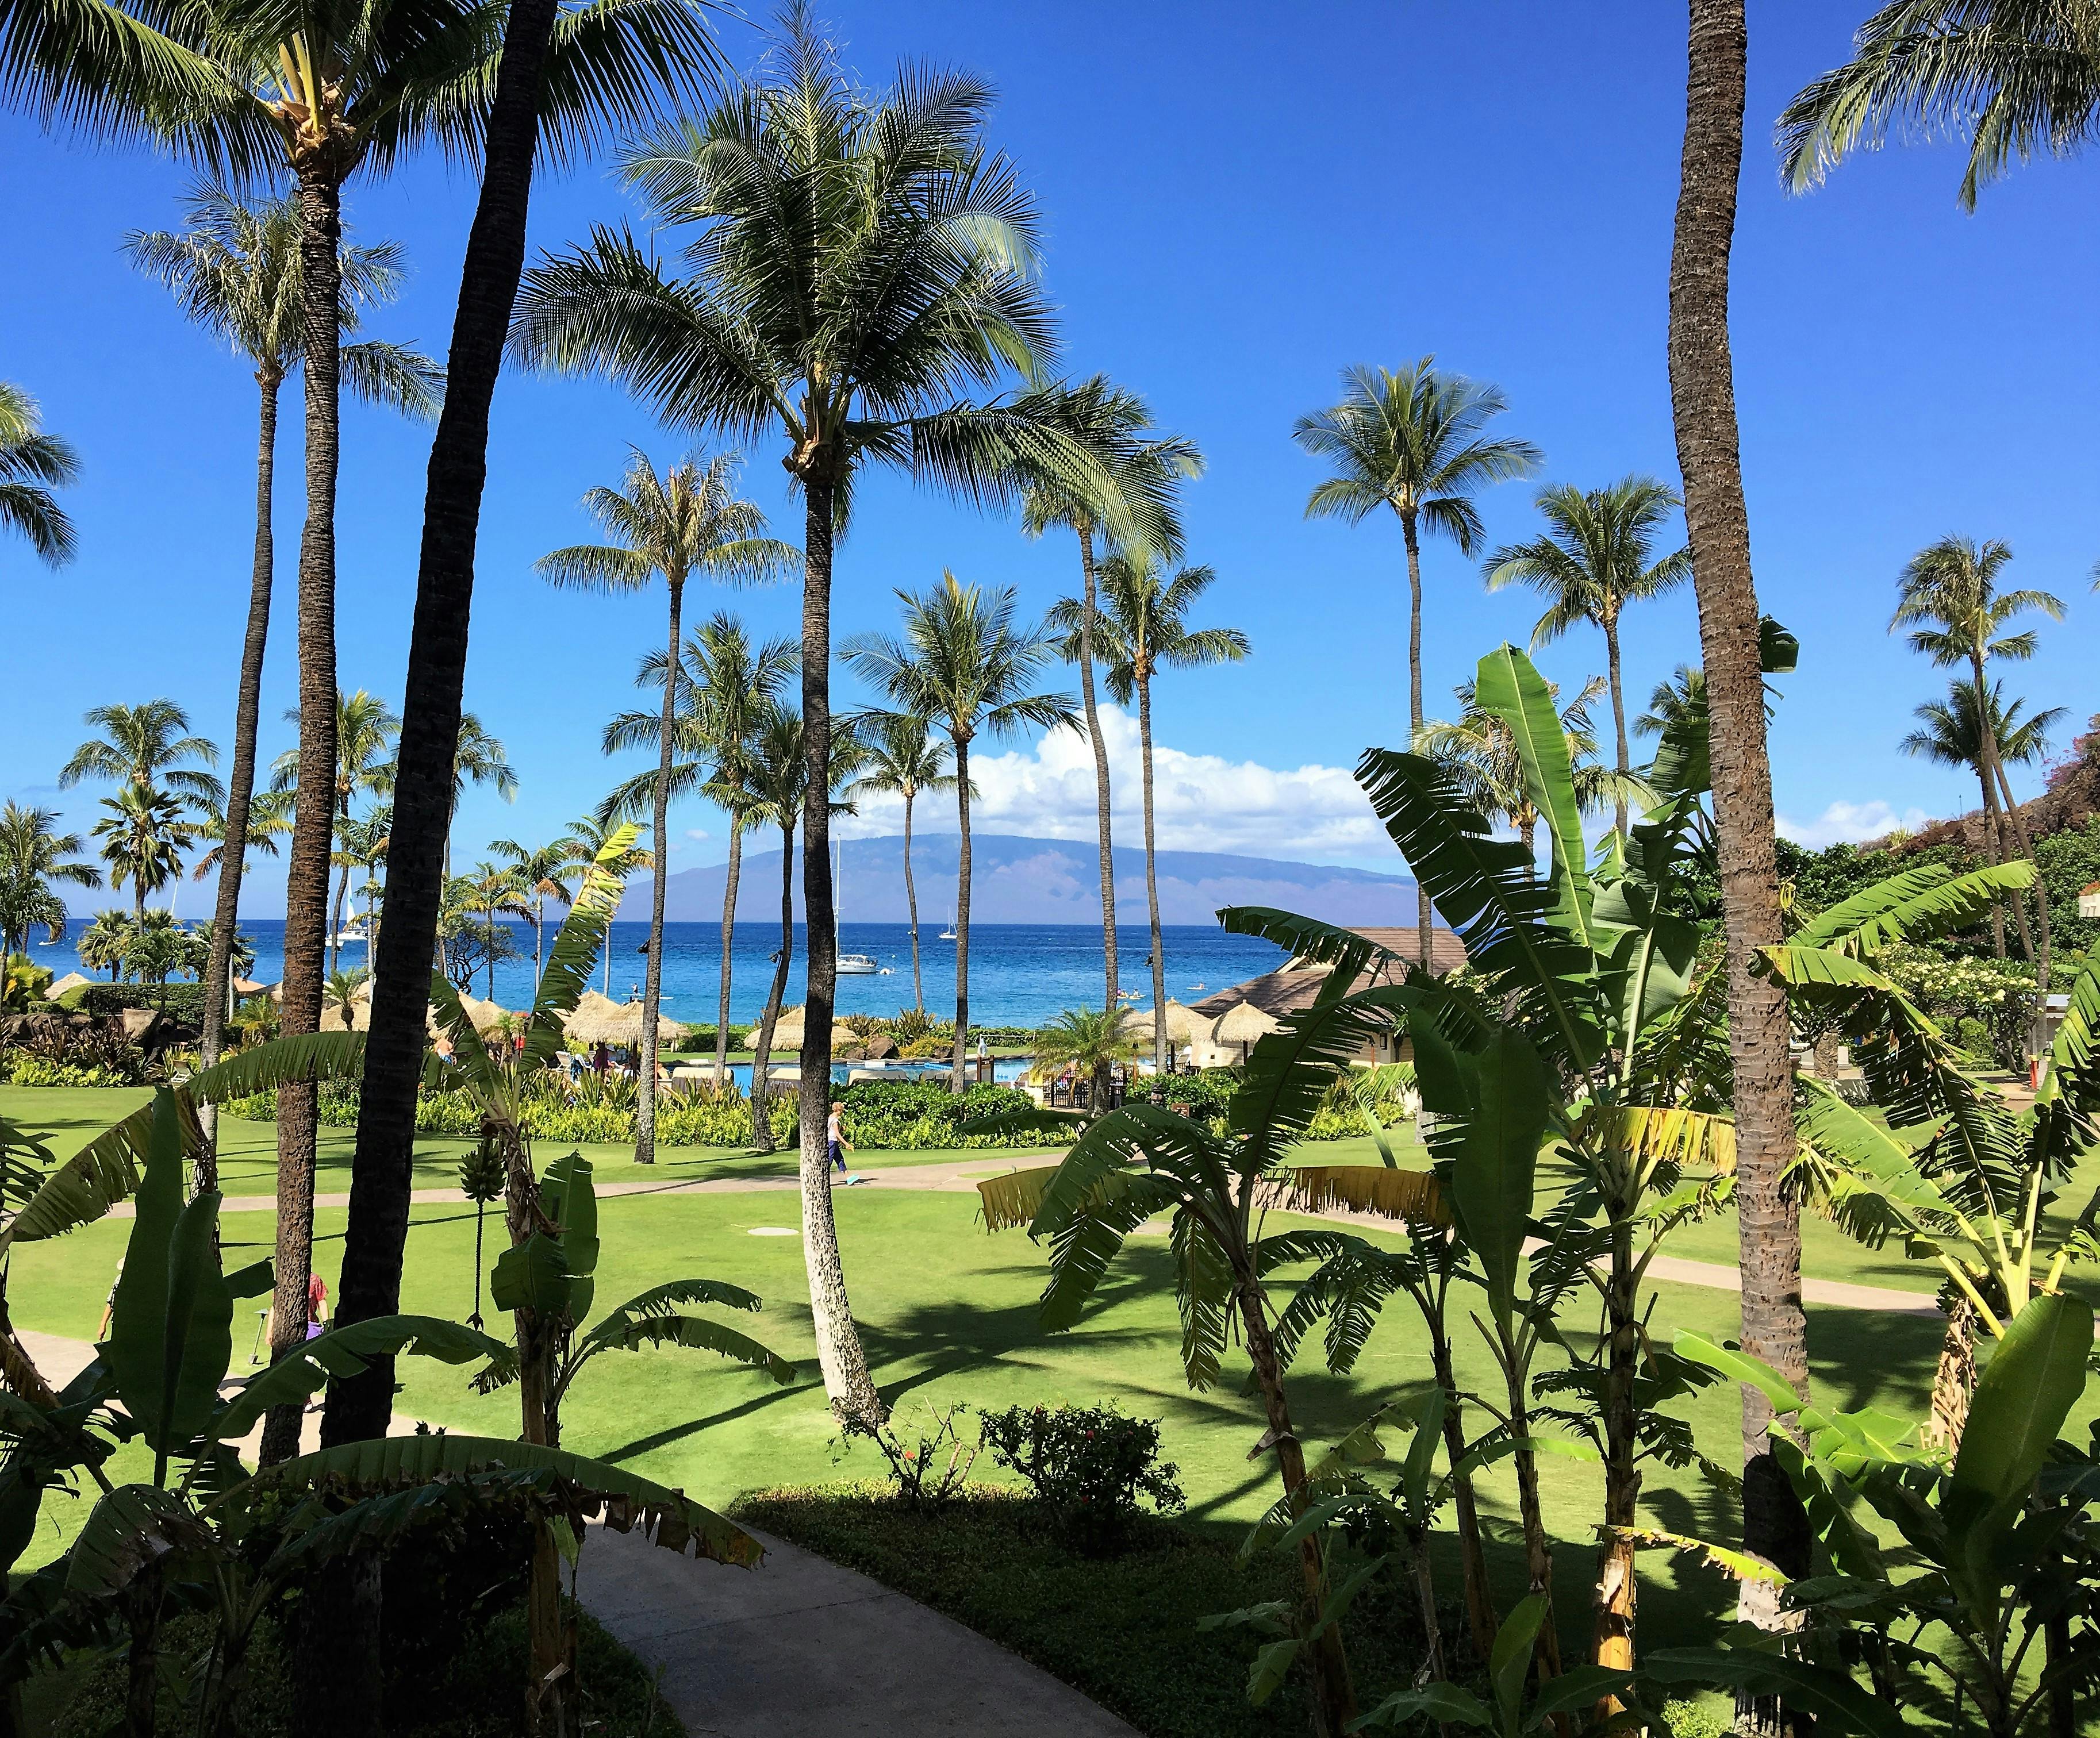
top-left (747, 1226), bottom-right (799, 1236)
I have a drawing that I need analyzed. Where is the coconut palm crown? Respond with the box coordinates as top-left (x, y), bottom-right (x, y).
top-left (0, 379), bottom-right (80, 565)
top-left (0, 801), bottom-right (102, 953)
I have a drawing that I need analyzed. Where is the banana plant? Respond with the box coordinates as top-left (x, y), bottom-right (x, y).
top-left (1770, 927), bottom-right (2100, 1448)
top-left (0, 1087), bottom-right (759, 1737)
top-left (1669, 1293), bottom-right (2097, 1738)
top-left (975, 974), bottom-right (1443, 1737)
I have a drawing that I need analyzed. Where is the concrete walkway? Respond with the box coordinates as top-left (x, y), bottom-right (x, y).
top-left (578, 1519), bottom-right (1135, 1737)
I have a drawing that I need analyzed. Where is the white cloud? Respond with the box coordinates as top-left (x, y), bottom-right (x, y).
top-left (1777, 798), bottom-right (1932, 851)
top-left (684, 827), bottom-right (712, 840)
top-left (836, 704), bottom-right (1388, 860)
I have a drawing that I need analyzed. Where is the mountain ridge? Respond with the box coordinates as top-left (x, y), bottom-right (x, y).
top-left (618, 832), bottom-right (1419, 926)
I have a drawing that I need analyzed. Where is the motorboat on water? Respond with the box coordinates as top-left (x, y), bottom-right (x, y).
top-left (331, 924), bottom-right (367, 947)
top-left (838, 952), bottom-right (880, 975)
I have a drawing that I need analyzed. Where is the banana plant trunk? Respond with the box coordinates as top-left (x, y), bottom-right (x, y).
top-left (793, 470), bottom-right (883, 1426)
top-left (749, 824), bottom-right (794, 1156)
top-left (1667, 6), bottom-right (1815, 1725)
top-left (1425, 1331), bottom-right (1498, 1659)
top-left (902, 790), bottom-right (923, 1013)
top-left (1235, 1278), bottom-right (1356, 1736)
top-left (1075, 525), bottom-right (1119, 1009)
top-left (636, 574), bottom-right (684, 1166)
top-left (197, 367), bottom-right (283, 1191)
top-left (262, 165), bottom-right (347, 1469)
top-left (1399, 513), bottom-right (1434, 972)
top-left (1594, 1212), bottom-right (1641, 1685)
top-left (1138, 675), bottom-right (1168, 1076)
top-left (715, 820), bottom-right (742, 1080)
top-left (951, 735), bottom-right (974, 1095)
top-left (1604, 614), bottom-right (1630, 841)
top-left (323, 0), bottom-right (567, 1458)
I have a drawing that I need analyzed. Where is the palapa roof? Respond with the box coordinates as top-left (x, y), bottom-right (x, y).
top-left (1127, 999), bottom-right (1208, 1043)
top-left (563, 989), bottom-right (685, 1044)
top-left (46, 972), bottom-right (93, 999)
top-left (1189, 926), bottom-right (1465, 1025)
top-left (1214, 999), bottom-right (1281, 1044)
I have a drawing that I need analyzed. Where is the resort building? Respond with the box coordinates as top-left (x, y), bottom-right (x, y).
top-left (1184, 926), bottom-right (1465, 1069)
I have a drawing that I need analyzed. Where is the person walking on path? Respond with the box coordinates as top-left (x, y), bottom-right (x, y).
top-left (827, 1099), bottom-right (851, 1175)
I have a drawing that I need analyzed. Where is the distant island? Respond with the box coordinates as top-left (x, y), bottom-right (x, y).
top-left (619, 832), bottom-right (1421, 926)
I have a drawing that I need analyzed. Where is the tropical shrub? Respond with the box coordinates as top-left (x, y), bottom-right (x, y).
top-left (0, 1021), bottom-right (151, 1086)
top-left (899, 1033), bottom-right (950, 1059)
top-left (885, 1006), bottom-right (945, 1047)
top-left (74, 980), bottom-right (212, 1023)
top-left (2, 952), bottom-right (52, 1010)
top-left (1876, 941), bottom-right (2038, 1067)
top-left (978, 1402), bottom-right (1184, 1552)
top-left (833, 1402), bottom-right (981, 1512)
top-left (1150, 1066), bottom-right (1239, 1122)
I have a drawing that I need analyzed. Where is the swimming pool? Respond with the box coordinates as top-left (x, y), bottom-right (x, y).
top-left (662, 1057), bottom-right (1032, 1091)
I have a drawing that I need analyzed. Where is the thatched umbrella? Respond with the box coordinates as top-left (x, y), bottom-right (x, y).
top-left (563, 990), bottom-right (633, 1047)
top-left (1128, 999), bottom-right (1206, 1042)
top-left (768, 1005), bottom-right (855, 1049)
top-left (1215, 999), bottom-right (1279, 1061)
top-left (454, 991), bottom-right (517, 1036)
top-left (46, 971), bottom-right (92, 1000)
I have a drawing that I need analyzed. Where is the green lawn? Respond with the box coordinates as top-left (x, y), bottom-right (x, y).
top-left (8, 1079), bottom-right (2082, 1714)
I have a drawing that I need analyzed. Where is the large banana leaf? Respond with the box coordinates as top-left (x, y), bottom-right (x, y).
top-left (1598, 895), bottom-right (1700, 1048)
top-left (1215, 906), bottom-right (1399, 984)
top-left (101, 1094), bottom-right (231, 1470)
top-left (1170, 1210), bottom-right (1236, 1388)
top-left (210, 1317), bottom-right (508, 1442)
top-left (1642, 1648), bottom-right (1905, 1738)
top-left (240, 1432), bottom-right (761, 1567)
top-left (521, 826), bottom-right (638, 1071)
top-left (976, 1164), bottom-right (1065, 1231)
top-left (1356, 747), bottom-right (1604, 1073)
top-left (2045, 949), bottom-right (2100, 1114)
top-left (577, 1312), bottom-right (798, 1385)
top-left (1792, 1083), bottom-right (1954, 1245)
top-left (1946, 1291), bottom-right (2093, 1575)
top-left (1266, 1166), bottom-right (1446, 1226)
top-left (1792, 859), bottom-right (2037, 958)
top-left (1, 1032), bottom-right (370, 1251)
top-left (1475, 643), bottom-right (1596, 951)
top-left (62, 1482), bottom-right (212, 1598)
top-left (1422, 1022), bottom-right (1550, 1318)
top-left (541, 1149), bottom-right (600, 1324)
top-left (491, 1233), bottom-right (575, 1316)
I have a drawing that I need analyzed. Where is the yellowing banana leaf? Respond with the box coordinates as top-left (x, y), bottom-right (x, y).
top-left (976, 1164), bottom-right (1064, 1232)
top-left (1607, 1525), bottom-right (1788, 1585)
top-left (1579, 1104), bottom-right (1739, 1174)
top-left (1263, 1166), bottom-right (1447, 1226)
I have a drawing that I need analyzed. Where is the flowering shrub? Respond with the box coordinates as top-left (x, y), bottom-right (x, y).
top-left (833, 1402), bottom-right (980, 1512)
top-left (978, 1402), bottom-right (1184, 1553)
top-left (1879, 943), bottom-right (2039, 1067)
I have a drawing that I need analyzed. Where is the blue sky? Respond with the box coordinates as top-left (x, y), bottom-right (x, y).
top-left (4, 1), bottom-right (2094, 916)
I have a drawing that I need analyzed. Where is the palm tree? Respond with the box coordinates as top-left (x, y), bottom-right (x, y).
top-left (490, 836), bottom-right (581, 986)
top-left (76, 909), bottom-right (136, 980)
top-left (317, 0), bottom-right (728, 1490)
top-left (538, 450), bottom-right (794, 1163)
top-left (843, 713), bottom-right (958, 1017)
top-left (1071, 552), bottom-right (1250, 1075)
top-left (600, 618), bottom-right (798, 1076)
top-left (508, 8), bottom-right (1134, 1426)
top-left (1669, 0), bottom-right (1811, 1651)
top-left (1903, 677), bottom-right (2064, 951)
top-left (846, 575), bottom-right (1078, 1093)
top-left (1483, 476), bottom-right (1691, 839)
top-left (1028, 1005), bottom-right (1137, 1119)
top-left (191, 787), bottom-right (293, 882)
top-left (460, 861), bottom-right (531, 999)
top-left (91, 780), bottom-right (197, 914)
top-left (275, 689), bottom-right (399, 971)
top-left (1416, 675), bottom-right (1638, 859)
top-left (0, 379), bottom-right (79, 564)
top-left (334, 808), bottom-right (392, 949)
top-left (1634, 664), bottom-right (1706, 742)
top-left (1019, 376), bottom-right (1202, 1009)
top-left (1893, 535), bottom-right (2066, 978)
top-left (1293, 360), bottom-right (1542, 968)
top-left (125, 182), bottom-right (439, 1105)
top-left (59, 699), bottom-right (223, 816)
top-left (1780, 0), bottom-right (2100, 211)
top-left (0, 802), bottom-right (101, 954)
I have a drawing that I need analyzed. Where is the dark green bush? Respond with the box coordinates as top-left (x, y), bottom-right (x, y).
top-left (978, 1402), bottom-right (1184, 1552)
top-left (1150, 1068), bottom-right (1239, 1119)
top-left (74, 982), bottom-right (210, 1022)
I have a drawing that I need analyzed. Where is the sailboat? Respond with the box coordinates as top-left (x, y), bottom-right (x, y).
top-left (938, 895), bottom-right (957, 941)
top-left (835, 840), bottom-right (878, 975)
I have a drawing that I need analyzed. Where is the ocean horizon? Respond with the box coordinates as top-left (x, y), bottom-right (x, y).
top-left (34, 918), bottom-right (1289, 1029)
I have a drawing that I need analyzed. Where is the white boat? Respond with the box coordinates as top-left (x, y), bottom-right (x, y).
top-left (834, 841), bottom-right (878, 973)
top-left (331, 924), bottom-right (367, 947)
top-left (938, 898), bottom-right (957, 941)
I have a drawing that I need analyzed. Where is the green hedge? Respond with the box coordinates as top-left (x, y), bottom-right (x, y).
top-left (72, 982), bottom-right (210, 1022)
top-left (217, 1075), bottom-right (1068, 1151)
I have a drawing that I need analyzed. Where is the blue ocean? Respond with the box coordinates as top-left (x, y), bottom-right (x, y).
top-left (39, 919), bottom-right (1288, 1029)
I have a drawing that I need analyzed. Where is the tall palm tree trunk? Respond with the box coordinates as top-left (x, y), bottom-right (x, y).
top-left (636, 576), bottom-right (684, 1165)
top-left (715, 820), bottom-right (742, 1081)
top-left (902, 789), bottom-right (923, 1013)
top-left (1975, 760), bottom-right (2009, 958)
top-left (262, 170), bottom-right (345, 1469)
top-left (323, 0), bottom-right (567, 1462)
top-left (951, 736), bottom-right (973, 1095)
top-left (795, 474), bottom-right (882, 1427)
top-left (1668, 0), bottom-right (1814, 1701)
top-left (329, 797), bottom-right (355, 974)
top-left (1604, 615), bottom-right (1630, 840)
top-left (1975, 655), bottom-right (2051, 985)
top-left (198, 368), bottom-right (282, 1192)
top-left (749, 825), bottom-right (793, 1156)
top-left (1138, 677), bottom-right (1167, 1076)
top-left (1400, 515), bottom-right (1433, 971)
top-left (1075, 525), bottom-right (1118, 1006)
